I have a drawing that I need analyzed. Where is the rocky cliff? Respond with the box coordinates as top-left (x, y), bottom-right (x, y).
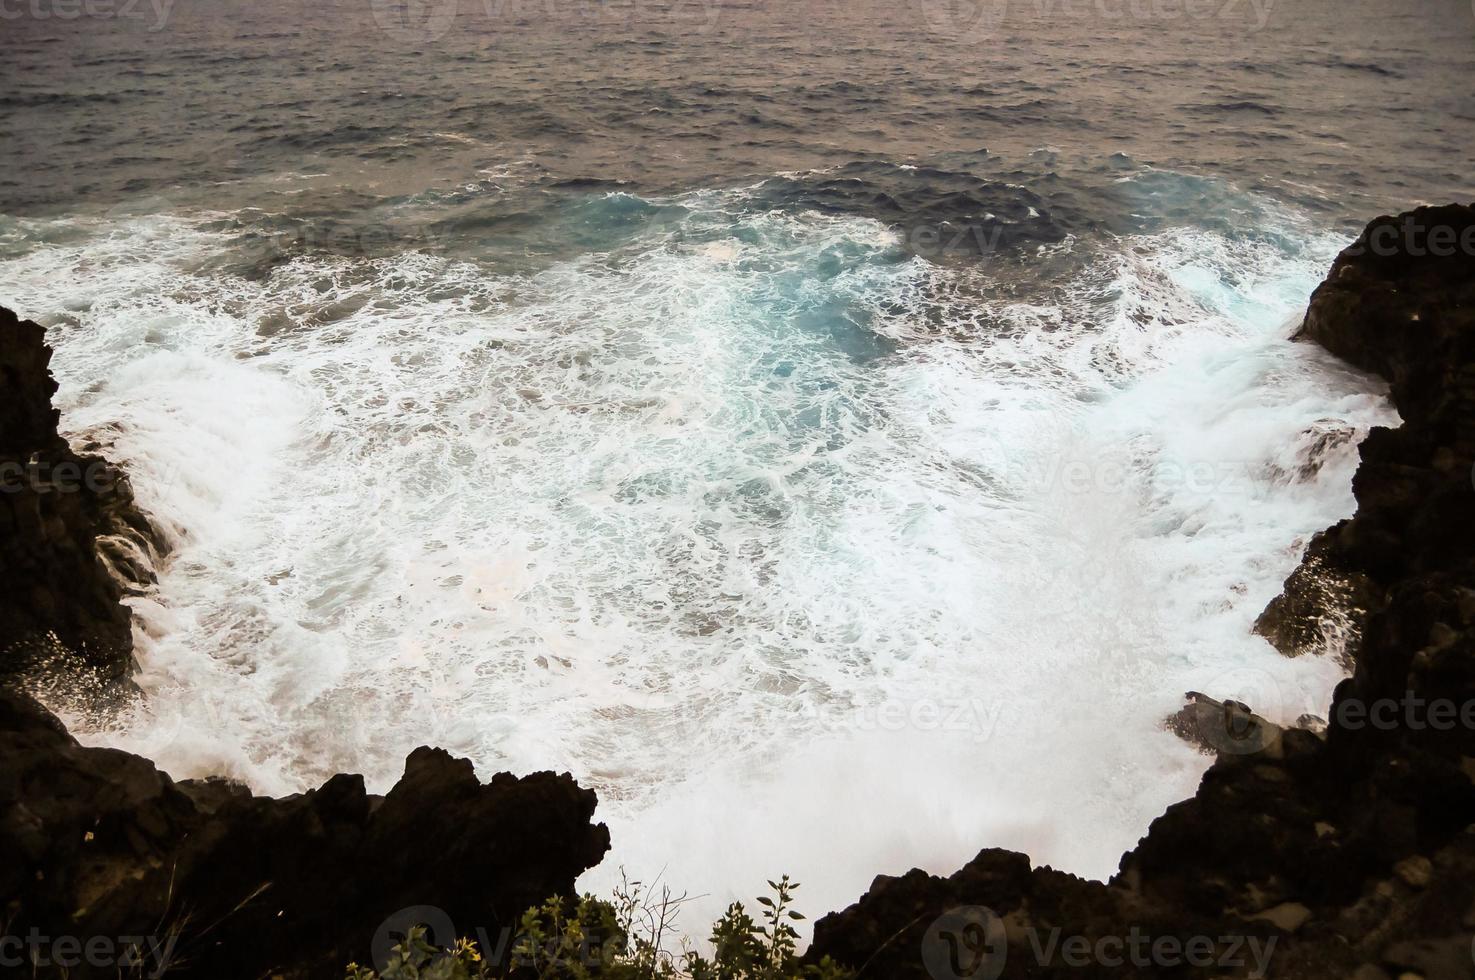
top-left (806, 204), bottom-right (1475, 979)
top-left (0, 306), bottom-right (159, 698)
top-left (0, 688), bottom-right (611, 978)
top-left (0, 305), bottom-right (612, 978)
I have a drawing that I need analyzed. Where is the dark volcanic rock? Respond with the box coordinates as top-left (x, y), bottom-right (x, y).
top-left (1257, 204), bottom-right (1475, 663)
top-left (1166, 690), bottom-right (1287, 757)
top-left (0, 688), bottom-right (611, 979)
top-left (807, 204), bottom-right (1475, 979)
top-left (0, 307), bottom-right (613, 979)
top-left (0, 305), bottom-right (161, 696)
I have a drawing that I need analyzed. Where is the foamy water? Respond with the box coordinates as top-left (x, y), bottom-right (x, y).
top-left (0, 192), bottom-right (1393, 936)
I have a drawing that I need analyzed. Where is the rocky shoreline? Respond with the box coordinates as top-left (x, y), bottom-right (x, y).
top-left (0, 306), bottom-right (161, 701)
top-left (806, 203), bottom-right (1475, 979)
top-left (2, 203), bottom-right (1472, 978)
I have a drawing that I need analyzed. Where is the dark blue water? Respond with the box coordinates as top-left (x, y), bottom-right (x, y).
top-left (3, 0), bottom-right (1473, 254)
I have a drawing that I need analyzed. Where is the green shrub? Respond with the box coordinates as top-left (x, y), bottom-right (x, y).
top-left (346, 927), bottom-right (488, 980)
top-left (345, 876), bottom-right (851, 980)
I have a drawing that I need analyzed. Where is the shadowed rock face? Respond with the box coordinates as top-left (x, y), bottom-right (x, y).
top-left (1257, 203), bottom-right (1475, 661)
top-left (0, 307), bottom-right (611, 978)
top-left (0, 689), bottom-right (612, 979)
top-left (0, 306), bottom-right (159, 697)
top-left (807, 204), bottom-right (1475, 979)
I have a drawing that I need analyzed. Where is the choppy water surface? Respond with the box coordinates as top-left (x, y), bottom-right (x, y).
top-left (1, 0), bottom-right (1471, 935)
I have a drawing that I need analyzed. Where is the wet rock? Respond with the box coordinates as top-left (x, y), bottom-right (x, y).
top-left (1167, 691), bottom-right (1286, 757)
top-left (1251, 902), bottom-right (1311, 933)
top-left (805, 204), bottom-right (1475, 978)
top-left (1395, 856), bottom-right (1434, 889)
top-left (0, 308), bottom-right (618, 979)
top-left (1255, 549), bottom-right (1380, 664)
top-left (0, 688), bottom-right (610, 979)
top-left (0, 306), bottom-right (163, 699)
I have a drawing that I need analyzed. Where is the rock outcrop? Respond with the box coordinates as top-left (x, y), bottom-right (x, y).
top-left (806, 204), bottom-right (1475, 979)
top-left (1256, 203), bottom-right (1475, 662)
top-left (0, 688), bottom-right (611, 979)
top-left (0, 306), bottom-right (159, 697)
top-left (0, 306), bottom-right (610, 978)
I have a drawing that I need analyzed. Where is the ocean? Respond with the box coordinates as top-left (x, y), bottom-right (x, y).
top-left (2, 0), bottom-right (1472, 934)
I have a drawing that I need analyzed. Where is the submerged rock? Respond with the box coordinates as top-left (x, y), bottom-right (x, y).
top-left (1166, 690), bottom-right (1288, 757)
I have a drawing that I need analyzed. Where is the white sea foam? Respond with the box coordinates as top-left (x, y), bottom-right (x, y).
top-left (0, 200), bottom-right (1393, 939)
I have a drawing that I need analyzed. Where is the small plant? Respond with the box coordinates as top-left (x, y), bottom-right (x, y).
top-left (345, 876), bottom-right (852, 980)
top-left (346, 926), bottom-right (487, 980)
top-left (686, 876), bottom-right (849, 980)
top-left (609, 871), bottom-right (685, 978)
top-left (513, 894), bottom-right (626, 980)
